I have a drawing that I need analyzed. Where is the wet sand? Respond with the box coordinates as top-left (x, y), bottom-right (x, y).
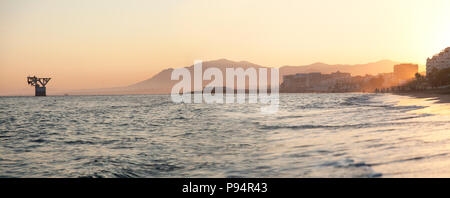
top-left (394, 88), bottom-right (450, 103)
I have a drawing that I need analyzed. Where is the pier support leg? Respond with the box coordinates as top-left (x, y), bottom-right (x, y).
top-left (35, 86), bottom-right (46, 96)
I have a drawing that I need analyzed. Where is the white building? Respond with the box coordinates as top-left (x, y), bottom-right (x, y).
top-left (426, 47), bottom-right (450, 76)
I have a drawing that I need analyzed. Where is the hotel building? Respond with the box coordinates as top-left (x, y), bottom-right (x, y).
top-left (426, 47), bottom-right (450, 76)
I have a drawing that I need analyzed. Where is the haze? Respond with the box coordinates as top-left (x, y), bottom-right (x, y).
top-left (1, 0), bottom-right (450, 94)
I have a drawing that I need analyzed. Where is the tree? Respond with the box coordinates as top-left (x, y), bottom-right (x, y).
top-left (428, 67), bottom-right (450, 87)
top-left (415, 73), bottom-right (422, 81)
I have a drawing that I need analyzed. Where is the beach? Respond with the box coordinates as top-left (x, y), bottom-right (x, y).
top-left (394, 88), bottom-right (450, 103)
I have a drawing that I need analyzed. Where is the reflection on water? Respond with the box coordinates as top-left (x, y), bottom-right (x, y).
top-left (0, 93), bottom-right (449, 177)
top-left (392, 95), bottom-right (450, 116)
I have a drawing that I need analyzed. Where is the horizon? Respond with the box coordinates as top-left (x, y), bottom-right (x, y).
top-left (0, 58), bottom-right (419, 96)
top-left (3, 0), bottom-right (450, 183)
top-left (1, 0), bottom-right (449, 94)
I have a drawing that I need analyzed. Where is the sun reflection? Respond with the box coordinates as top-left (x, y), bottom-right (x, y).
top-left (396, 95), bottom-right (450, 115)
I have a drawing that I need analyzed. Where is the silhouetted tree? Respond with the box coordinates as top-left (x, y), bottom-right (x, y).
top-left (428, 67), bottom-right (450, 87)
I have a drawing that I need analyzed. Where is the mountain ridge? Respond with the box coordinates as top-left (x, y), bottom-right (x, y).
top-left (59, 58), bottom-right (401, 95)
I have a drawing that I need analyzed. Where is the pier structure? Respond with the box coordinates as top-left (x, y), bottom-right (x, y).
top-left (27, 76), bottom-right (51, 96)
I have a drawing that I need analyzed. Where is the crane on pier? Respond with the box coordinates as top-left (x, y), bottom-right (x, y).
top-left (27, 76), bottom-right (51, 96)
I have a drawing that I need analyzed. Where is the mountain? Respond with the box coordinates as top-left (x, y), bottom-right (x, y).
top-left (60, 59), bottom-right (400, 95)
top-left (127, 59), bottom-right (267, 94)
top-left (279, 60), bottom-right (399, 77)
top-left (126, 59), bottom-right (399, 94)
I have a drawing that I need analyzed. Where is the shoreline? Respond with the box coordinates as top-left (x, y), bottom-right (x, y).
top-left (392, 88), bottom-right (450, 103)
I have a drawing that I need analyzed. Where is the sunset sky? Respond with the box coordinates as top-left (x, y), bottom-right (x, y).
top-left (1, 0), bottom-right (450, 94)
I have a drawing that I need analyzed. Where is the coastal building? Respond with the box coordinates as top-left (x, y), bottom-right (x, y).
top-left (393, 63), bottom-right (418, 84)
top-left (426, 47), bottom-right (450, 76)
top-left (280, 71), bottom-right (400, 93)
top-left (379, 73), bottom-right (397, 87)
top-left (280, 71), bottom-right (357, 92)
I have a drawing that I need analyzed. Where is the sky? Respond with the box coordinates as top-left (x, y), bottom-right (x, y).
top-left (1, 0), bottom-right (450, 94)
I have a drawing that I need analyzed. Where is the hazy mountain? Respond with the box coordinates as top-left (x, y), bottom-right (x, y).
top-left (279, 60), bottom-right (399, 77)
top-left (127, 59), bottom-right (267, 94)
top-left (60, 59), bottom-right (400, 95)
top-left (126, 59), bottom-right (399, 94)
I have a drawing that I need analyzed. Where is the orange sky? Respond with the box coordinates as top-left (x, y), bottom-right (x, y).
top-left (1, 0), bottom-right (450, 95)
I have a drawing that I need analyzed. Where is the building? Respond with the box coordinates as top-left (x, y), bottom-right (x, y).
top-left (379, 72), bottom-right (396, 87)
top-left (280, 70), bottom-right (405, 93)
top-left (426, 47), bottom-right (450, 76)
top-left (393, 63), bottom-right (418, 83)
top-left (280, 71), bottom-right (357, 92)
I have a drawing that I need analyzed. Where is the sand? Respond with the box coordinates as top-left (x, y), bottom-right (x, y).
top-left (394, 88), bottom-right (450, 103)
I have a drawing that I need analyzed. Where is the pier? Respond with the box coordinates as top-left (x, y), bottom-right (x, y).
top-left (27, 76), bottom-right (51, 96)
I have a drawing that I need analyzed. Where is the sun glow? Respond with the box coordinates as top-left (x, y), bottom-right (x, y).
top-left (0, 0), bottom-right (450, 94)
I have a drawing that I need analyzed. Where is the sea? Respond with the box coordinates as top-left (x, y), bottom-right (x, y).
top-left (1, 93), bottom-right (450, 177)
